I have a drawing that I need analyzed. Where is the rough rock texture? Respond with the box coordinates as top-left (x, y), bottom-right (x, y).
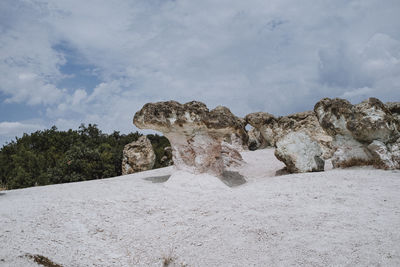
top-left (133, 101), bottom-right (246, 176)
top-left (247, 127), bottom-right (268, 151)
top-left (122, 136), bottom-right (156, 175)
top-left (245, 111), bottom-right (333, 159)
top-left (386, 102), bottom-right (400, 128)
top-left (315, 97), bottom-right (400, 169)
top-left (274, 131), bottom-right (324, 173)
top-left (160, 146), bottom-right (173, 167)
top-left (245, 112), bottom-right (277, 147)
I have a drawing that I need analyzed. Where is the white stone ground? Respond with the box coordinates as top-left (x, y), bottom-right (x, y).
top-left (0, 148), bottom-right (399, 266)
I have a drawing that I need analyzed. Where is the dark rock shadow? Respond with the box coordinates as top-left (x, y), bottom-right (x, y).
top-left (220, 171), bottom-right (246, 187)
top-left (0, 192), bottom-right (5, 196)
top-left (275, 167), bottom-right (290, 176)
top-left (143, 175), bottom-right (171, 183)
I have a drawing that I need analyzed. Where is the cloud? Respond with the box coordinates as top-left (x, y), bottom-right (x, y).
top-left (0, 0), bottom-right (400, 145)
top-left (0, 121), bottom-right (44, 135)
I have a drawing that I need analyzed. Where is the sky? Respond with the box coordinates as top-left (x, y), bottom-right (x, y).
top-left (1, 0), bottom-right (400, 146)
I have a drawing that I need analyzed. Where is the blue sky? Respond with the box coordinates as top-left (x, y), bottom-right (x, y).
top-left (1, 0), bottom-right (400, 146)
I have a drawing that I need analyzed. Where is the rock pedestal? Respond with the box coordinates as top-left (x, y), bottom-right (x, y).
top-left (133, 101), bottom-right (247, 176)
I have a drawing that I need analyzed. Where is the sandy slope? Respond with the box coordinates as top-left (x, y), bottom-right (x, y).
top-left (0, 149), bottom-right (399, 267)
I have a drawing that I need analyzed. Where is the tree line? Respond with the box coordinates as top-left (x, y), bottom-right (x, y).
top-left (0, 124), bottom-right (170, 190)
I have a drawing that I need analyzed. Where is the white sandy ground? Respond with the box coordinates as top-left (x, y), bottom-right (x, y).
top-left (1, 148), bottom-right (400, 267)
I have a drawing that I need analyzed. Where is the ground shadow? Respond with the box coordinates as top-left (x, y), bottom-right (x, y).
top-left (143, 175), bottom-right (171, 183)
top-left (0, 192), bottom-right (6, 196)
top-left (275, 167), bottom-right (290, 176)
top-left (220, 171), bottom-right (246, 187)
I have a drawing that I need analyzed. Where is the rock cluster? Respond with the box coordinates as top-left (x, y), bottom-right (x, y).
top-left (122, 136), bottom-right (156, 175)
top-left (246, 110), bottom-right (332, 173)
top-left (133, 101), bottom-right (247, 176)
top-left (131, 97), bottom-right (400, 177)
top-left (314, 97), bottom-right (400, 169)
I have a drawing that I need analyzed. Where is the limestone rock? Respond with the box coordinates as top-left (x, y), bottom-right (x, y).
top-left (274, 131), bottom-right (324, 173)
top-left (386, 102), bottom-right (400, 128)
top-left (331, 135), bottom-right (374, 168)
top-left (133, 101), bottom-right (246, 176)
top-left (245, 112), bottom-right (277, 146)
top-left (247, 127), bottom-right (267, 151)
top-left (245, 110), bottom-right (333, 159)
top-left (314, 97), bottom-right (400, 169)
top-left (122, 136), bottom-right (156, 175)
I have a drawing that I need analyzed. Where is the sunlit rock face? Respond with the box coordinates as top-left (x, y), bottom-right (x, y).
top-left (133, 101), bottom-right (247, 176)
top-left (314, 97), bottom-right (400, 169)
top-left (274, 131), bottom-right (325, 173)
top-left (122, 136), bottom-right (156, 175)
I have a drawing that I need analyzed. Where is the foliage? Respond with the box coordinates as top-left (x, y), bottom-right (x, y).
top-left (0, 124), bottom-right (171, 190)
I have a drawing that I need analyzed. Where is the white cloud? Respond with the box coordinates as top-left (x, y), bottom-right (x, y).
top-left (0, 0), bottom-right (400, 144)
top-left (0, 121), bottom-right (45, 136)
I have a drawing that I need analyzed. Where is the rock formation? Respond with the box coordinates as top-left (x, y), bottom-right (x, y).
top-left (275, 131), bottom-right (324, 173)
top-left (245, 111), bottom-right (332, 158)
top-left (245, 112), bottom-right (277, 147)
top-left (133, 101), bottom-right (247, 176)
top-left (122, 136), bottom-right (156, 175)
top-left (245, 110), bottom-right (332, 173)
top-left (314, 97), bottom-right (400, 169)
top-left (247, 127), bottom-right (268, 151)
top-left (160, 146), bottom-right (173, 167)
top-left (386, 102), bottom-right (400, 127)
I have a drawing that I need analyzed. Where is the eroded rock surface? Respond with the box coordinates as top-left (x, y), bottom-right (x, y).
top-left (245, 111), bottom-right (332, 158)
top-left (247, 127), bottom-right (268, 151)
top-left (245, 110), bottom-right (332, 173)
top-left (274, 131), bottom-right (324, 173)
top-left (315, 97), bottom-right (400, 169)
top-left (160, 146), bottom-right (173, 167)
top-left (133, 101), bottom-right (246, 176)
top-left (122, 136), bottom-right (156, 175)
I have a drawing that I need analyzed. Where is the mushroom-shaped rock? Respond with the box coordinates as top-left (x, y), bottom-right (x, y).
top-left (274, 131), bottom-right (324, 173)
top-left (314, 97), bottom-right (400, 169)
top-left (133, 101), bottom-right (246, 176)
top-left (122, 136), bottom-right (156, 175)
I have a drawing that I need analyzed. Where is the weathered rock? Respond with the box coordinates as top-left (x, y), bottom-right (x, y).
top-left (245, 112), bottom-right (277, 146)
top-left (247, 127), bottom-right (267, 151)
top-left (133, 101), bottom-right (246, 176)
top-left (160, 146), bottom-right (173, 167)
top-left (221, 141), bottom-right (243, 168)
top-left (314, 97), bottom-right (400, 169)
top-left (245, 110), bottom-right (333, 159)
top-left (122, 136), bottom-right (156, 175)
top-left (386, 102), bottom-right (400, 128)
top-left (348, 98), bottom-right (398, 143)
top-left (274, 131), bottom-right (324, 173)
top-left (330, 135), bottom-right (374, 168)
